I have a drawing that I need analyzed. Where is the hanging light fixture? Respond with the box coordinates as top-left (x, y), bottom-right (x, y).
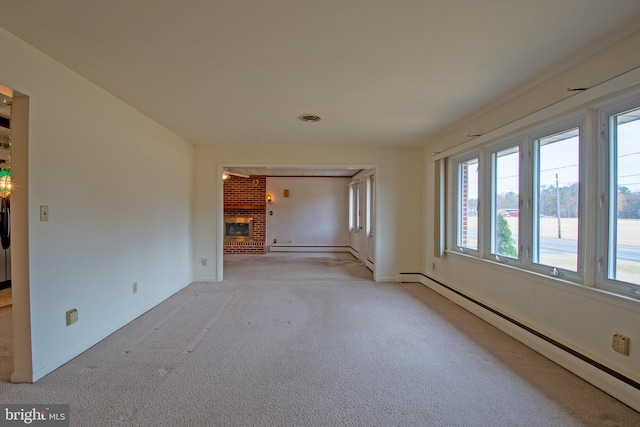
top-left (0, 170), bottom-right (10, 197)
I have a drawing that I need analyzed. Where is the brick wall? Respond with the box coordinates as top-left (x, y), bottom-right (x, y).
top-left (224, 176), bottom-right (266, 254)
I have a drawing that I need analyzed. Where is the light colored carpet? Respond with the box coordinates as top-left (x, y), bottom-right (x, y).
top-left (224, 252), bottom-right (373, 281)
top-left (0, 254), bottom-right (638, 426)
top-left (0, 305), bottom-right (11, 384)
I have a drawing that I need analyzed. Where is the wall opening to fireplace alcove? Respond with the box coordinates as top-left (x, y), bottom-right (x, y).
top-left (217, 164), bottom-right (378, 282)
top-left (223, 175), bottom-right (266, 254)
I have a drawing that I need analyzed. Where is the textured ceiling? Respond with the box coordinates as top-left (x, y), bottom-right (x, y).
top-left (1, 1), bottom-right (640, 151)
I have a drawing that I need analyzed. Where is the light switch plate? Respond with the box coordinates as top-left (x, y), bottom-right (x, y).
top-left (40, 205), bottom-right (49, 221)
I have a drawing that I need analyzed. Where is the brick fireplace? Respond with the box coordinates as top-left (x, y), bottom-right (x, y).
top-left (223, 175), bottom-right (266, 254)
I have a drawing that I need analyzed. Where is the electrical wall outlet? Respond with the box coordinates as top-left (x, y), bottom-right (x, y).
top-left (201, 258), bottom-right (207, 266)
top-left (133, 282), bottom-right (137, 294)
top-left (66, 309), bottom-right (78, 326)
top-left (612, 333), bottom-right (630, 355)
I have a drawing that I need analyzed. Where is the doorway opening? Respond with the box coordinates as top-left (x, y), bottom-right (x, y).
top-left (218, 165), bottom-right (377, 281)
top-left (0, 84), bottom-right (31, 383)
top-left (0, 90), bottom-right (13, 382)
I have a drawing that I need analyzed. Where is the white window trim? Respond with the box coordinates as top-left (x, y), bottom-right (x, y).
top-left (483, 137), bottom-right (525, 266)
top-left (441, 68), bottom-right (640, 301)
top-left (595, 89), bottom-right (640, 298)
top-left (446, 102), bottom-right (640, 299)
top-left (527, 115), bottom-right (586, 282)
top-left (450, 151), bottom-right (481, 256)
top-left (348, 182), bottom-right (355, 232)
top-left (366, 174), bottom-right (375, 237)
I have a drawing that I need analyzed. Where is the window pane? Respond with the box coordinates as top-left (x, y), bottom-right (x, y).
top-left (369, 175), bottom-right (375, 234)
top-left (348, 184), bottom-right (354, 231)
top-left (492, 147), bottom-right (519, 258)
top-left (609, 107), bottom-right (640, 285)
top-left (535, 128), bottom-right (580, 271)
top-left (458, 158), bottom-right (479, 250)
top-left (366, 175), bottom-right (373, 235)
top-left (355, 183), bottom-right (360, 231)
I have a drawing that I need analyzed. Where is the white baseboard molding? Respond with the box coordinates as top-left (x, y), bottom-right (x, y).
top-left (396, 273), bottom-right (422, 283)
top-left (396, 272), bottom-right (640, 413)
top-left (269, 245), bottom-right (351, 253)
top-left (192, 276), bottom-right (220, 282)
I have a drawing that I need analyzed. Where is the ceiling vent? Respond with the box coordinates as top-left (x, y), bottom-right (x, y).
top-left (298, 114), bottom-right (321, 123)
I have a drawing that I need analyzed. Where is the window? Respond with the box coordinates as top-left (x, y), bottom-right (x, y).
top-left (349, 182), bottom-right (361, 232)
top-left (349, 184), bottom-right (354, 231)
top-left (533, 127), bottom-right (581, 273)
top-left (491, 145), bottom-right (520, 260)
top-left (355, 182), bottom-right (361, 232)
top-left (445, 87), bottom-right (640, 299)
top-left (455, 155), bottom-right (479, 252)
top-left (366, 174), bottom-right (375, 236)
top-left (601, 102), bottom-right (640, 295)
top-left (348, 182), bottom-right (356, 231)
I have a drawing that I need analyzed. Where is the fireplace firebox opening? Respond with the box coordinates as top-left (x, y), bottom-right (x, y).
top-left (224, 217), bottom-right (253, 241)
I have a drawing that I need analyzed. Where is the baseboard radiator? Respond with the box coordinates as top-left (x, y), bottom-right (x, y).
top-left (397, 272), bottom-right (640, 413)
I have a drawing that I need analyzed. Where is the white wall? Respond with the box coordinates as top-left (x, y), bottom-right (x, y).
top-left (193, 144), bottom-right (422, 282)
top-left (266, 177), bottom-right (350, 248)
top-left (0, 27), bottom-right (193, 382)
top-left (422, 30), bottom-right (640, 410)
